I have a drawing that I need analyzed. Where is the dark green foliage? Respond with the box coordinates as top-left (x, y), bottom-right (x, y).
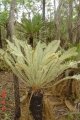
top-left (21, 14), bottom-right (43, 34)
top-left (0, 11), bottom-right (8, 26)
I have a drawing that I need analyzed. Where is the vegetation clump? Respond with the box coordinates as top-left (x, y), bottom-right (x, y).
top-left (0, 38), bottom-right (80, 119)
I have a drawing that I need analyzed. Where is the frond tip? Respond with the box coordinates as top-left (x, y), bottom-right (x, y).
top-left (0, 38), bottom-right (79, 88)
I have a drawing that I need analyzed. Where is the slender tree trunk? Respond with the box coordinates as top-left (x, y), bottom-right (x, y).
top-left (68, 0), bottom-right (73, 43)
top-left (13, 75), bottom-right (21, 119)
top-left (76, 0), bottom-right (80, 44)
top-left (0, 27), bottom-right (2, 48)
top-left (0, 2), bottom-right (2, 48)
top-left (42, 0), bottom-right (45, 21)
top-left (54, 0), bottom-right (56, 16)
top-left (7, 0), bottom-right (16, 41)
top-left (54, 0), bottom-right (62, 40)
top-left (7, 0), bottom-right (21, 119)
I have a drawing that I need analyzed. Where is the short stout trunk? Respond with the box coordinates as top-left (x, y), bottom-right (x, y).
top-left (29, 90), bottom-right (43, 120)
top-left (66, 70), bottom-right (77, 101)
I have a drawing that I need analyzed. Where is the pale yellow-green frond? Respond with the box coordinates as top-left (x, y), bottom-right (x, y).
top-left (0, 38), bottom-right (79, 89)
top-left (59, 47), bottom-right (78, 63)
top-left (44, 40), bottom-right (60, 54)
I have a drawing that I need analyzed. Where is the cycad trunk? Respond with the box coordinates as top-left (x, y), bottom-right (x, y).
top-left (29, 90), bottom-right (43, 120)
top-left (29, 35), bottom-right (33, 47)
top-left (66, 69), bottom-right (77, 101)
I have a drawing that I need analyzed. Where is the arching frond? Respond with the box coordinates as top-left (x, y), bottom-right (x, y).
top-left (0, 38), bottom-right (79, 89)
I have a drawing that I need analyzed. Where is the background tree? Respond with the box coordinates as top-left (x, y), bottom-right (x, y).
top-left (76, 0), bottom-right (80, 44)
top-left (42, 0), bottom-right (45, 21)
top-left (68, 0), bottom-right (73, 43)
top-left (7, 0), bottom-right (16, 41)
top-left (7, 0), bottom-right (21, 119)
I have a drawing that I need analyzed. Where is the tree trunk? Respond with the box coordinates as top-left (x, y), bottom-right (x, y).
top-left (76, 0), bottom-right (80, 44)
top-left (42, 0), bottom-right (45, 21)
top-left (7, 0), bottom-right (16, 42)
top-left (0, 27), bottom-right (2, 48)
top-left (0, 2), bottom-right (2, 48)
top-left (13, 75), bottom-right (21, 119)
top-left (7, 0), bottom-right (21, 119)
top-left (68, 0), bottom-right (73, 43)
top-left (54, 0), bottom-right (62, 40)
top-left (54, 0), bottom-right (56, 16)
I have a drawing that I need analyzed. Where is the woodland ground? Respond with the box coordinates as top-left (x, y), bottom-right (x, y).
top-left (0, 71), bottom-right (80, 120)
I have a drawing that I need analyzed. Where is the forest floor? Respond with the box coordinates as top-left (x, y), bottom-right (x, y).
top-left (0, 71), bottom-right (80, 120)
top-left (0, 71), bottom-right (15, 120)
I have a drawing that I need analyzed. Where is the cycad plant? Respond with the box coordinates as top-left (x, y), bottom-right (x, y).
top-left (21, 14), bottom-right (42, 34)
top-left (0, 38), bottom-right (80, 120)
top-left (19, 14), bottom-right (43, 46)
